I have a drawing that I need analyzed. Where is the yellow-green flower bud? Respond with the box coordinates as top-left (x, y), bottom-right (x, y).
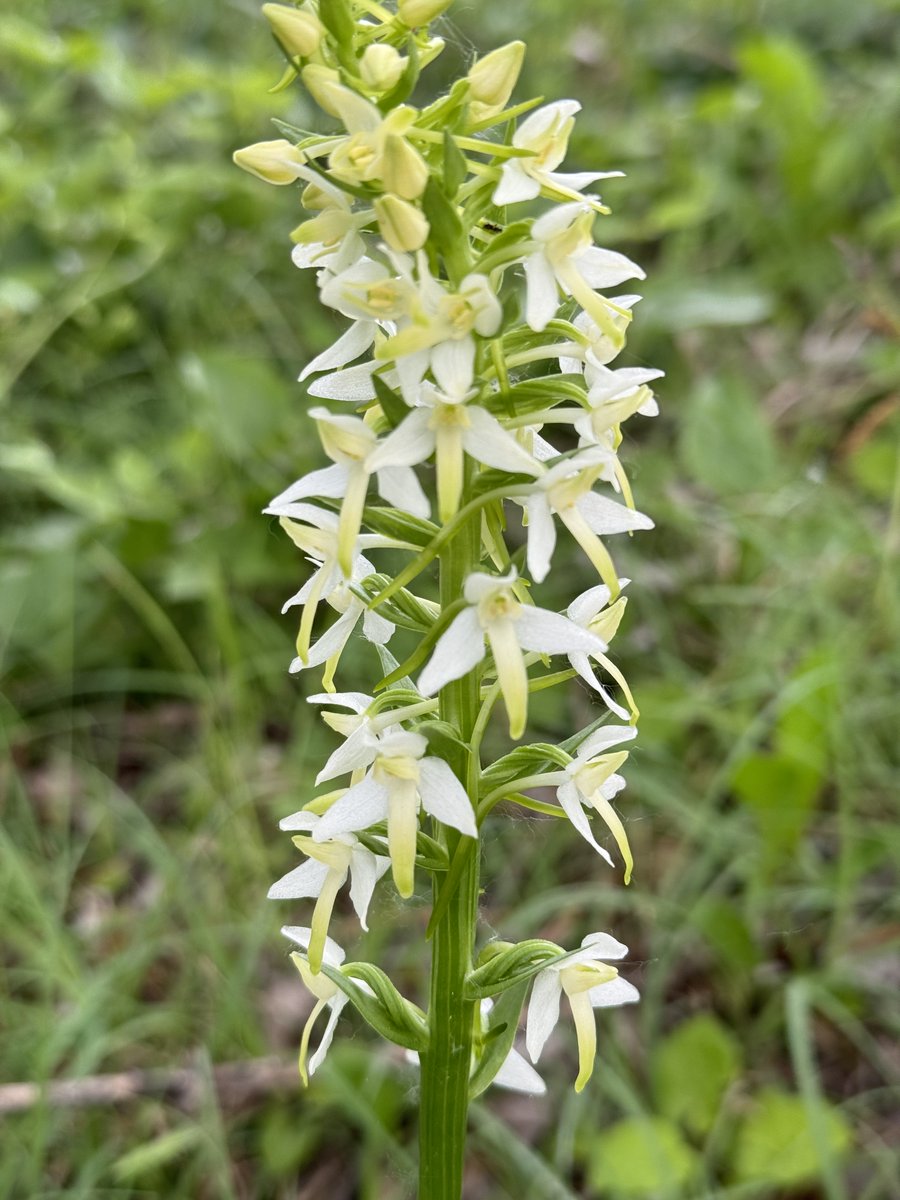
top-left (262, 3), bottom-right (323, 58)
top-left (301, 63), bottom-right (344, 117)
top-left (467, 41), bottom-right (525, 109)
top-left (374, 194), bottom-right (430, 252)
top-left (398, 0), bottom-right (451, 27)
top-left (359, 43), bottom-right (405, 92)
top-left (232, 138), bottom-right (304, 184)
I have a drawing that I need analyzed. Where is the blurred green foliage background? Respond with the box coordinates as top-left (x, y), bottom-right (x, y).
top-left (2, 0), bottom-right (900, 1196)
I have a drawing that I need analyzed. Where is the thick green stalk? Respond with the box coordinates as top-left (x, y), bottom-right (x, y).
top-left (418, 486), bottom-right (481, 1199)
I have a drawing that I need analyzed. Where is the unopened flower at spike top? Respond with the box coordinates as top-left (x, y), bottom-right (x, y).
top-left (312, 729), bottom-right (477, 898)
top-left (524, 203), bottom-right (646, 335)
top-left (359, 43), bottom-right (406, 94)
top-left (407, 998), bottom-right (546, 1096)
top-left (261, 3), bottom-right (324, 60)
top-left (493, 100), bottom-right (624, 209)
top-left (524, 451), bottom-right (654, 592)
top-left (398, 0), bottom-right (452, 27)
top-left (526, 933), bottom-right (639, 1092)
top-left (553, 724), bottom-right (638, 882)
top-left (232, 138), bottom-right (307, 185)
top-left (566, 582), bottom-right (639, 722)
top-left (283, 927), bottom-right (361, 1084)
top-left (466, 41), bottom-right (526, 119)
top-left (269, 811), bottom-right (390, 973)
top-left (290, 182), bottom-right (371, 273)
top-left (309, 690), bottom-right (438, 785)
top-left (418, 569), bottom-right (607, 740)
top-left (366, 374), bottom-right (541, 521)
top-left (374, 194), bottom-right (430, 253)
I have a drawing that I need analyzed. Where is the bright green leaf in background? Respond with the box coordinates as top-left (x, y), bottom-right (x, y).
top-left (653, 1015), bottom-right (742, 1136)
top-left (733, 1088), bottom-right (851, 1187)
top-left (589, 1117), bottom-right (698, 1197)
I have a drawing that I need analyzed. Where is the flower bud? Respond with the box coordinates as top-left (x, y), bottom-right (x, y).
top-left (374, 194), bottom-right (430, 252)
top-left (398, 0), bottom-right (451, 27)
top-left (232, 138), bottom-right (304, 184)
top-left (262, 4), bottom-right (324, 59)
top-left (301, 63), bottom-right (344, 117)
top-left (467, 41), bottom-right (525, 109)
top-left (359, 43), bottom-right (405, 92)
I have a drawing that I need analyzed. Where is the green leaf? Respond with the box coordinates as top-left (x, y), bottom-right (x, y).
top-left (443, 128), bottom-right (467, 196)
top-left (653, 1015), bottom-right (742, 1135)
top-left (468, 981), bottom-right (530, 1100)
top-left (318, 0), bottom-right (355, 48)
top-left (378, 37), bottom-right (419, 110)
top-left (422, 176), bottom-right (464, 259)
top-left (733, 1088), bottom-right (851, 1186)
top-left (317, 960), bottom-right (429, 1053)
top-left (588, 1117), bottom-right (698, 1197)
top-left (374, 597), bottom-right (467, 690)
top-left (112, 1127), bottom-right (203, 1181)
top-left (732, 752), bottom-right (820, 862)
top-left (416, 719), bottom-right (471, 765)
top-left (480, 743), bottom-right (570, 790)
top-left (372, 374), bottom-right (410, 430)
top-left (678, 374), bottom-right (779, 495)
top-left (361, 505), bottom-right (439, 548)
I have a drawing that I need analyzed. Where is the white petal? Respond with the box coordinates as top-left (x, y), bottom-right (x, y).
top-left (309, 691), bottom-right (371, 713)
top-left (282, 562), bottom-right (340, 613)
top-left (270, 465), bottom-right (349, 508)
top-left (515, 607), bottom-right (606, 656)
top-left (348, 847), bottom-right (391, 929)
top-left (526, 969), bottom-right (562, 1063)
top-left (366, 409), bottom-right (433, 470)
top-left (362, 608), bottom-right (395, 645)
top-left (316, 723), bottom-right (380, 785)
top-left (525, 495), bottom-right (557, 583)
top-left (524, 252), bottom-right (560, 333)
top-left (308, 361), bottom-right (380, 402)
top-left (278, 810), bottom-right (319, 832)
top-left (492, 159), bottom-right (540, 206)
top-left (376, 465), bottom-right (431, 519)
top-left (567, 651), bottom-right (631, 721)
top-left (588, 977), bottom-right (640, 1008)
top-left (313, 775), bottom-right (389, 841)
top-left (299, 321), bottom-right (375, 381)
top-left (575, 247), bottom-right (646, 290)
top-left (308, 995), bottom-right (348, 1077)
top-left (299, 608), bottom-right (358, 670)
top-left (580, 931), bottom-right (630, 960)
top-left (394, 348), bottom-right (430, 405)
top-left (417, 608), bottom-right (485, 696)
top-left (462, 408), bottom-right (541, 476)
top-left (556, 781), bottom-right (614, 865)
top-left (576, 492), bottom-right (654, 534)
top-left (492, 1048), bottom-right (547, 1095)
top-left (544, 169), bottom-right (624, 191)
top-left (280, 925), bottom-right (346, 966)
top-left (431, 337), bottom-right (475, 396)
top-left (418, 758), bottom-right (477, 837)
top-left (567, 583), bottom-right (614, 626)
top-left (575, 723), bottom-right (637, 761)
top-left (267, 858), bottom-right (332, 900)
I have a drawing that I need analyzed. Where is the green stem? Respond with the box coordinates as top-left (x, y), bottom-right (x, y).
top-left (418, 473), bottom-right (481, 1200)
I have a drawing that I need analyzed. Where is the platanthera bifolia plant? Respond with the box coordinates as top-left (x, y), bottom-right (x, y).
top-left (234, 1), bottom-right (661, 1193)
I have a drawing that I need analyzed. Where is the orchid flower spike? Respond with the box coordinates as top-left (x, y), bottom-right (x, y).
top-left (526, 933), bottom-right (640, 1092)
top-left (418, 569), bottom-right (606, 740)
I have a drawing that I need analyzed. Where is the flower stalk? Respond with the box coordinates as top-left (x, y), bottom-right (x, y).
top-left (233, 2), bottom-right (660, 1194)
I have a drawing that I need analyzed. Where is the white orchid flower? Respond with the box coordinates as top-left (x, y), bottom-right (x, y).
top-left (282, 927), bottom-right (363, 1084)
top-left (280, 556), bottom-right (394, 690)
top-left (555, 297), bottom-right (643, 375)
top-left (526, 932), bottom-right (639, 1092)
top-left (524, 450), bottom-right (653, 592)
top-left (264, 504), bottom-right (408, 667)
top-left (375, 257), bottom-right (503, 403)
top-left (310, 690), bottom-right (439, 785)
top-left (273, 407), bottom-right (430, 577)
top-left (566, 582), bottom-right (638, 722)
top-left (269, 811), bottom-right (390, 972)
top-left (311, 729), bottom-right (477, 899)
top-left (290, 175), bottom-right (371, 273)
top-left (407, 997), bottom-right (546, 1095)
top-left (493, 100), bottom-right (623, 208)
top-left (524, 203), bottom-right (645, 334)
top-left (418, 569), bottom-right (606, 739)
top-left (553, 724), bottom-right (638, 881)
top-left (300, 258), bottom-right (414, 383)
top-left (322, 84), bottom-right (430, 199)
top-left (367, 372), bottom-right (541, 521)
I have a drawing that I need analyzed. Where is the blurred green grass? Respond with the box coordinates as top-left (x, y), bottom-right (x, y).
top-left (2, 0), bottom-right (899, 1196)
